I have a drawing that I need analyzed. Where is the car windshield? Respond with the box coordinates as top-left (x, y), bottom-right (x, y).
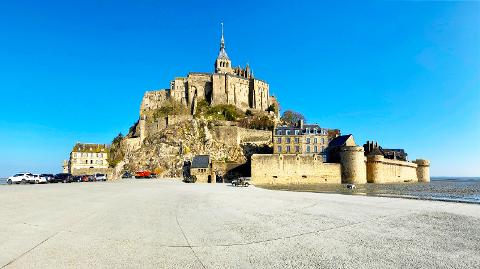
top-left (13, 174), bottom-right (22, 177)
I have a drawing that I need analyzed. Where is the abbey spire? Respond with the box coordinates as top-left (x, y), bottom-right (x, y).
top-left (215, 22), bottom-right (232, 73)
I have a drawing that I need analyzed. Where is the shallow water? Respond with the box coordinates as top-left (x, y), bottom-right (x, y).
top-left (258, 177), bottom-right (480, 204)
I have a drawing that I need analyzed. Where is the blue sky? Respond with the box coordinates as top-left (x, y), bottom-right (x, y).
top-left (0, 0), bottom-right (478, 177)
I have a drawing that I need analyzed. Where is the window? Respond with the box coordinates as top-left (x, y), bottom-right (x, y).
top-left (286, 130), bottom-right (291, 135)
top-left (99, 160), bottom-right (103, 164)
top-left (314, 138), bottom-right (317, 143)
top-left (295, 138), bottom-right (300, 144)
top-left (294, 130), bottom-right (299, 135)
top-left (314, 146), bottom-right (318, 153)
top-left (286, 146), bottom-right (291, 153)
top-left (321, 138), bottom-right (325, 144)
top-left (306, 138), bottom-right (310, 144)
top-left (277, 146), bottom-right (282, 153)
top-left (314, 129), bottom-right (318, 134)
top-left (306, 146), bottom-right (311, 153)
top-left (322, 146), bottom-right (325, 152)
top-left (286, 138), bottom-right (291, 144)
top-left (295, 146), bottom-right (300, 152)
top-left (90, 160), bottom-right (93, 164)
top-left (85, 160), bottom-right (88, 164)
top-left (277, 130), bottom-right (282, 135)
top-left (305, 128), bottom-right (309, 134)
top-left (277, 137), bottom-right (282, 143)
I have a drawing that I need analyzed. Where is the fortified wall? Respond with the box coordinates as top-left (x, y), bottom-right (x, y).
top-left (251, 154), bottom-right (341, 184)
top-left (251, 147), bottom-right (430, 185)
top-left (211, 125), bottom-right (272, 146)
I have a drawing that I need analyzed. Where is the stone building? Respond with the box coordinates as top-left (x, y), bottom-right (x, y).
top-left (251, 134), bottom-right (430, 185)
top-left (136, 25), bottom-right (276, 142)
top-left (272, 121), bottom-right (331, 159)
top-left (363, 140), bottom-right (408, 161)
top-left (190, 155), bottom-right (213, 183)
top-left (67, 143), bottom-right (110, 175)
top-left (164, 25), bottom-right (271, 112)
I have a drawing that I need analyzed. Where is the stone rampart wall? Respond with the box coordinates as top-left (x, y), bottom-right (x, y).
top-left (238, 128), bottom-right (272, 144)
top-left (366, 155), bottom-right (418, 183)
top-left (251, 154), bottom-right (341, 185)
top-left (140, 90), bottom-right (169, 115)
top-left (211, 126), bottom-right (272, 146)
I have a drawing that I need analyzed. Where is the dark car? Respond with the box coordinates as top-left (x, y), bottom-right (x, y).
top-left (50, 173), bottom-right (73, 183)
top-left (72, 175), bottom-right (83, 182)
top-left (122, 172), bottom-right (133, 179)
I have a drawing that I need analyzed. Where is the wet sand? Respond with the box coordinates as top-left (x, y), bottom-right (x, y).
top-left (258, 177), bottom-right (480, 204)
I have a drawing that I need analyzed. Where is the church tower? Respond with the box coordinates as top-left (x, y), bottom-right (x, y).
top-left (214, 23), bottom-right (232, 74)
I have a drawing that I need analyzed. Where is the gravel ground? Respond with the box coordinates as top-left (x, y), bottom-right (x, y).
top-left (0, 179), bottom-right (479, 269)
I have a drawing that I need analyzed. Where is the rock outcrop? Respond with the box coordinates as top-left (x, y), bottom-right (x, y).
top-left (114, 118), bottom-right (272, 178)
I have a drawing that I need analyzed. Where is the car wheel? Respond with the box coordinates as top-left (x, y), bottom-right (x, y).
top-left (21, 179), bottom-right (26, 184)
top-left (62, 179), bottom-right (67, 183)
top-left (7, 179), bottom-right (12, 185)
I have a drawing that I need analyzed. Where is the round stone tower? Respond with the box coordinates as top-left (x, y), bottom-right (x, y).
top-left (414, 159), bottom-right (430, 183)
top-left (366, 155), bottom-right (384, 183)
top-left (339, 146), bottom-right (367, 184)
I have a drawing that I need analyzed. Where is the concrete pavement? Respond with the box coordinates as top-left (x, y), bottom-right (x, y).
top-left (0, 179), bottom-right (479, 268)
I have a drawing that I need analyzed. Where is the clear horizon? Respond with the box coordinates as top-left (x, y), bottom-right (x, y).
top-left (0, 0), bottom-right (479, 177)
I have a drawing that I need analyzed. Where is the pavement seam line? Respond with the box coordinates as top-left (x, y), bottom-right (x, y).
top-left (0, 231), bottom-right (62, 269)
top-left (175, 212), bottom-right (207, 269)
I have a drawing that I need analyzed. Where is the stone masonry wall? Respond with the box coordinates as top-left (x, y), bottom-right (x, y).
top-left (339, 146), bottom-right (367, 184)
top-left (211, 126), bottom-right (272, 146)
top-left (366, 155), bottom-right (418, 183)
top-left (251, 154), bottom-right (341, 185)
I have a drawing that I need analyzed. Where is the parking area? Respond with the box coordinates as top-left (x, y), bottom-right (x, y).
top-left (1, 179), bottom-right (479, 268)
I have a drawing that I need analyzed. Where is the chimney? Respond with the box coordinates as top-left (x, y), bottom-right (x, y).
top-left (298, 119), bottom-right (304, 129)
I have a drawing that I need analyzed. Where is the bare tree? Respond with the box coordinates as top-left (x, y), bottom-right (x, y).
top-left (281, 110), bottom-right (305, 126)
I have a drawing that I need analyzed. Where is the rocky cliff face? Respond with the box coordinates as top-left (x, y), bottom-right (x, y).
top-left (114, 118), bottom-right (272, 178)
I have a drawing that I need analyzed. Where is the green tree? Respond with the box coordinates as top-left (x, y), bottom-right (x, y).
top-left (107, 133), bottom-right (125, 168)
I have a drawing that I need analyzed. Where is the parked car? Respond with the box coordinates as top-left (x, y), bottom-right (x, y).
top-left (39, 174), bottom-right (54, 183)
top-left (72, 175), bottom-right (83, 182)
top-left (121, 172), bottom-right (133, 179)
top-left (50, 173), bottom-right (73, 183)
top-left (232, 177), bottom-right (250, 187)
top-left (31, 174), bottom-right (49, 184)
top-left (135, 171), bottom-right (151, 179)
top-left (94, 173), bottom-right (107, 181)
top-left (7, 172), bottom-right (33, 184)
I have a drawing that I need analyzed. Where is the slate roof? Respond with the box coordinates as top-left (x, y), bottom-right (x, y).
top-left (217, 47), bottom-right (230, 60)
top-left (191, 155), bottom-right (210, 168)
top-left (274, 124), bottom-right (328, 135)
top-left (72, 143), bottom-right (109, 153)
top-left (328, 134), bottom-right (353, 148)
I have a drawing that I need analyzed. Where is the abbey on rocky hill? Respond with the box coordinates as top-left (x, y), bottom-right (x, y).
top-left (140, 24), bottom-right (278, 116)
